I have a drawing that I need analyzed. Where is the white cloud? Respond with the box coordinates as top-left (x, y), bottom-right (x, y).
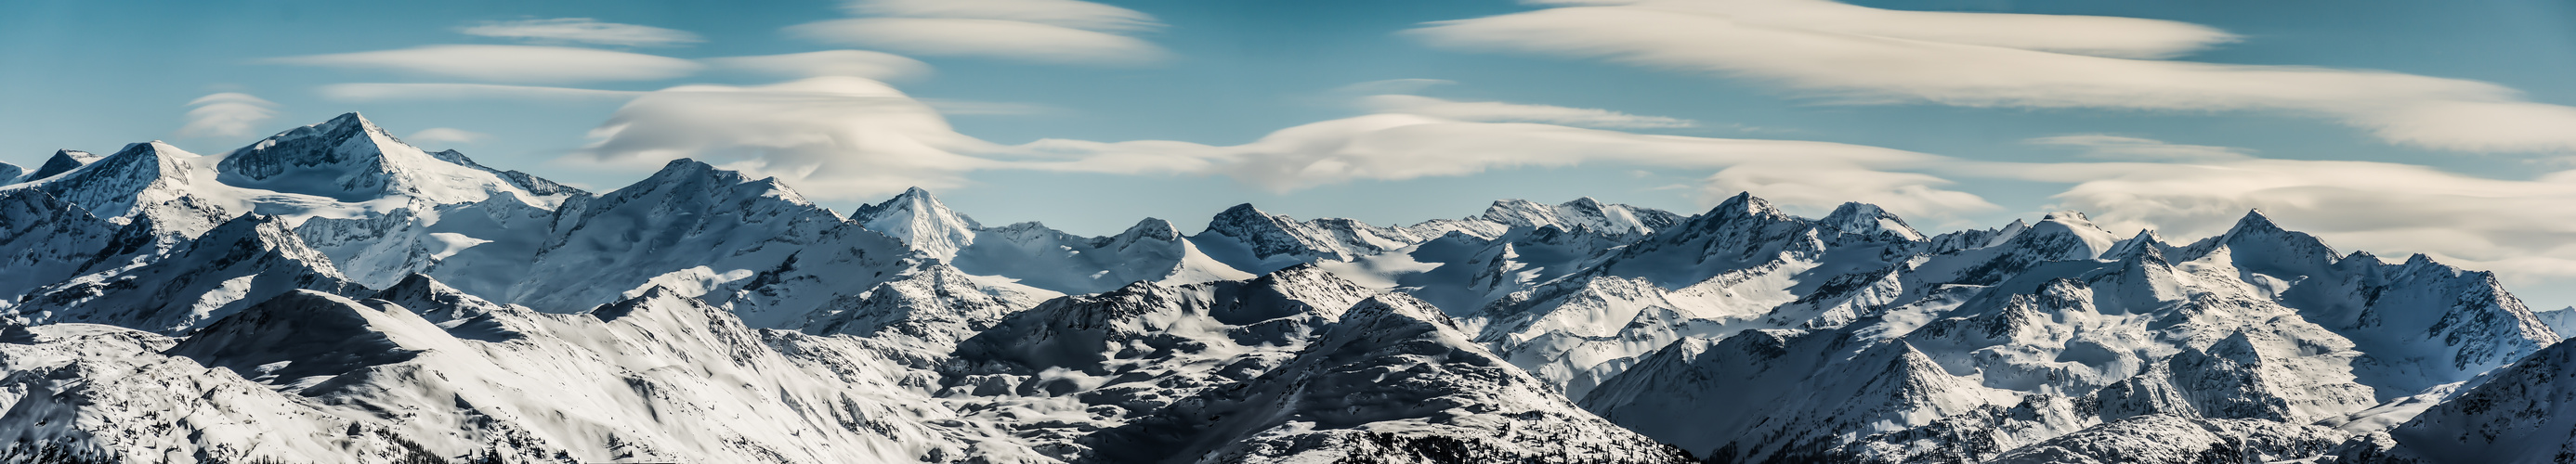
top-left (705, 50), bottom-right (932, 81)
top-left (1963, 154), bottom-right (2576, 287)
top-left (406, 128), bottom-right (489, 145)
top-left (318, 83), bottom-right (645, 102)
top-left (1358, 94), bottom-right (1696, 129)
top-left (1013, 112), bottom-right (1994, 219)
top-left (570, 76), bottom-right (1005, 199)
top-left (1410, 0), bottom-right (2576, 153)
top-left (1335, 79), bottom-right (1458, 96)
top-left (918, 98), bottom-right (1053, 115)
top-left (788, 18), bottom-right (1166, 66)
top-left (459, 18), bottom-right (702, 46)
top-left (569, 76), bottom-right (1990, 220)
top-left (2026, 135), bottom-right (2253, 161)
top-left (269, 45), bottom-right (702, 84)
top-left (841, 0), bottom-right (1161, 32)
top-left (177, 93), bottom-right (277, 138)
top-left (789, 0), bottom-right (1168, 67)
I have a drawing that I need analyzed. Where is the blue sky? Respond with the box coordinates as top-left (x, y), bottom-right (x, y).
top-left (5, 0), bottom-right (2575, 306)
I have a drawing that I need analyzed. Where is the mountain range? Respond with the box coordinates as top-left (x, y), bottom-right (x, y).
top-left (0, 113), bottom-right (2568, 463)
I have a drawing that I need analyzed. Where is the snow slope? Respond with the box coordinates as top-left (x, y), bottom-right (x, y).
top-left (0, 113), bottom-right (2569, 463)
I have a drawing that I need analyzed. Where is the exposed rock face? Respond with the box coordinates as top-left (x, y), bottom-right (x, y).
top-left (0, 112), bottom-right (2562, 463)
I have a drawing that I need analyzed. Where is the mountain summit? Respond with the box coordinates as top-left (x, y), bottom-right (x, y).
top-left (0, 114), bottom-right (2563, 464)
top-left (218, 112), bottom-right (570, 207)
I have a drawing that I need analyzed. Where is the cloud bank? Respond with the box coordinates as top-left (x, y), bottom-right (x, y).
top-left (1409, 0), bottom-right (2576, 153)
top-left (788, 0), bottom-right (1169, 66)
top-left (460, 18), bottom-right (703, 47)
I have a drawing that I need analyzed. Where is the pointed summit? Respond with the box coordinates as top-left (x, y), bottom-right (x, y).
top-left (0, 161), bottom-right (19, 185)
top-left (852, 187), bottom-right (981, 261)
top-left (2232, 208), bottom-right (2279, 230)
top-left (1714, 191), bottom-right (1764, 215)
top-left (637, 158), bottom-right (739, 185)
top-left (1820, 201), bottom-right (1925, 241)
top-left (218, 112), bottom-right (567, 206)
top-left (23, 149), bottom-right (102, 182)
top-left (1114, 217), bottom-right (1181, 243)
top-left (15, 141), bottom-right (229, 232)
top-left (2103, 228), bottom-right (2168, 262)
top-left (2177, 209), bottom-right (2338, 270)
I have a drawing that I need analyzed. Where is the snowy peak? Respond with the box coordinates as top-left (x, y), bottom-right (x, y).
top-left (2179, 210), bottom-right (2340, 272)
top-left (1712, 191), bottom-right (1783, 218)
top-left (1480, 197), bottom-right (1682, 238)
top-left (216, 112), bottom-right (567, 207)
top-left (2011, 211), bottom-right (2122, 261)
top-left (1112, 217), bottom-right (1181, 243)
top-left (1196, 203), bottom-right (1351, 272)
top-left (1820, 201), bottom-right (1926, 242)
top-left (586, 158), bottom-right (786, 214)
top-left (11, 141), bottom-right (216, 225)
top-left (852, 187), bottom-right (980, 260)
top-left (2104, 229), bottom-right (2170, 261)
top-left (22, 149), bottom-right (101, 182)
top-left (0, 161), bottom-right (18, 186)
top-left (2375, 339), bottom-right (2576, 462)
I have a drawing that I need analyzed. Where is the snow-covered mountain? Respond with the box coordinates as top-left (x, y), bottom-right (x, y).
top-left (0, 113), bottom-right (2569, 463)
top-left (217, 113), bottom-right (576, 209)
top-left (13, 149), bottom-right (100, 185)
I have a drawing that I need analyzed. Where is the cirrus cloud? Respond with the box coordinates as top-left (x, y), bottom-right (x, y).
top-left (268, 45), bottom-right (703, 84)
top-left (177, 93), bottom-right (278, 138)
top-left (840, 0), bottom-right (1161, 32)
top-left (569, 76), bottom-right (1990, 220)
top-left (1358, 94), bottom-right (1697, 129)
top-left (788, 0), bottom-right (1169, 67)
top-left (318, 83), bottom-right (646, 102)
top-left (406, 128), bottom-right (489, 145)
top-left (1410, 0), bottom-right (2576, 153)
top-left (459, 18), bottom-right (703, 47)
top-left (788, 18), bottom-right (1167, 66)
top-left (569, 76), bottom-right (1006, 199)
top-left (705, 50), bottom-right (933, 81)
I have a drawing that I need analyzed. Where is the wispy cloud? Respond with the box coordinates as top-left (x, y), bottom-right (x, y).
top-left (788, 0), bottom-right (1169, 66)
top-left (841, 0), bottom-right (1162, 32)
top-left (569, 76), bottom-right (1005, 199)
top-left (1410, 0), bottom-right (2576, 153)
top-left (1016, 113), bottom-right (1990, 218)
top-left (270, 45), bottom-right (702, 84)
top-left (459, 18), bottom-right (702, 47)
top-left (177, 93), bottom-right (278, 138)
top-left (406, 127), bottom-right (489, 145)
top-left (2026, 135), bottom-right (2253, 161)
top-left (705, 50), bottom-right (932, 81)
top-left (568, 76), bottom-right (1983, 219)
top-left (1953, 150), bottom-right (2576, 285)
top-left (318, 83), bottom-right (645, 102)
top-left (1358, 94), bottom-right (1696, 129)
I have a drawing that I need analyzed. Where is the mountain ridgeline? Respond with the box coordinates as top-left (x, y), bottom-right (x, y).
top-left (0, 113), bottom-right (2563, 463)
